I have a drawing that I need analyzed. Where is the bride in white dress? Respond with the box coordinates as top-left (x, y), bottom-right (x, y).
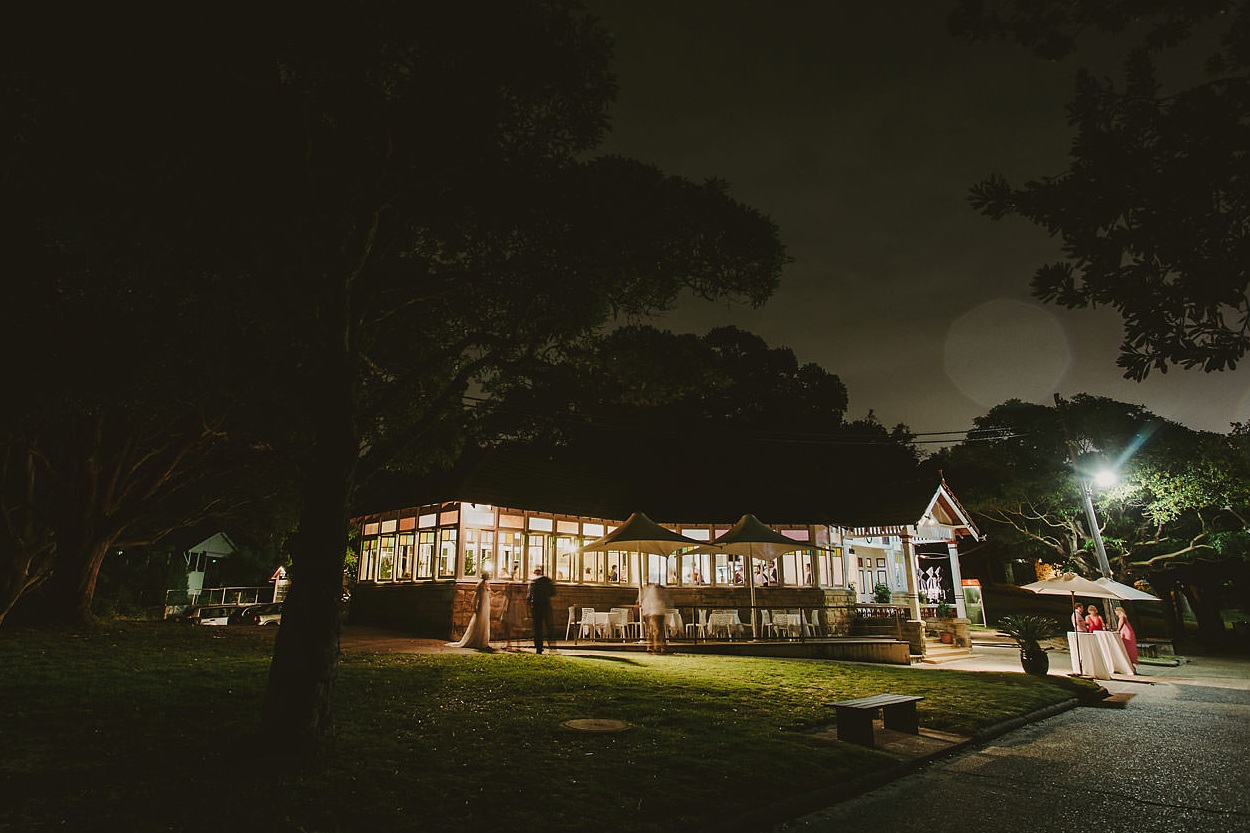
top-left (448, 572), bottom-right (493, 650)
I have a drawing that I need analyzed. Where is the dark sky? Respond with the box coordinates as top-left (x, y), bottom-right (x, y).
top-left (585, 0), bottom-right (1247, 440)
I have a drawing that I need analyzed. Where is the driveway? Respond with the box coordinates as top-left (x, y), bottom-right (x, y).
top-left (773, 651), bottom-right (1250, 833)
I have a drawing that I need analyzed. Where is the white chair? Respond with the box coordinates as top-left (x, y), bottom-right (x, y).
top-left (579, 607), bottom-right (599, 639)
top-left (686, 608), bottom-right (708, 639)
top-left (759, 609), bottom-right (777, 639)
top-left (564, 606), bottom-right (579, 641)
top-left (609, 607), bottom-right (631, 641)
top-left (803, 609), bottom-right (821, 637)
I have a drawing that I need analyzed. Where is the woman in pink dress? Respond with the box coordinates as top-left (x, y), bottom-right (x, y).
top-left (1115, 605), bottom-right (1139, 671)
top-left (1084, 604), bottom-right (1105, 632)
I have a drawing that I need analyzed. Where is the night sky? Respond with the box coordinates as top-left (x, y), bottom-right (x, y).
top-left (586, 0), bottom-right (1248, 440)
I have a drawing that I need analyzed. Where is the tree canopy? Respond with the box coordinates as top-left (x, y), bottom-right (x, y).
top-left (2, 1), bottom-right (788, 741)
top-left (932, 394), bottom-right (1250, 644)
top-left (951, 0), bottom-right (1250, 379)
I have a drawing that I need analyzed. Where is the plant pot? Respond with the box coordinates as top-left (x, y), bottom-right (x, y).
top-left (940, 632), bottom-right (953, 644)
top-left (1019, 642), bottom-right (1050, 676)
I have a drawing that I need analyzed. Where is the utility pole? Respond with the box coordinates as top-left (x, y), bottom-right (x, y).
top-left (1053, 394), bottom-right (1114, 578)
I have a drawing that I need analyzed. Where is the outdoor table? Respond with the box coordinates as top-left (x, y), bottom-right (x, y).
top-left (663, 609), bottom-right (683, 637)
top-left (582, 611), bottom-right (611, 639)
top-left (608, 609), bottom-right (641, 641)
top-left (707, 611), bottom-right (745, 639)
top-left (1068, 630), bottom-right (1134, 678)
top-left (771, 612), bottom-right (802, 637)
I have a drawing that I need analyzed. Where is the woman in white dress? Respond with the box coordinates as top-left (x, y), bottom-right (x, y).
top-left (448, 572), bottom-right (493, 650)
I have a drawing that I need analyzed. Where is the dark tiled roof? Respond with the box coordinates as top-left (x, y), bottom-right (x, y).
top-left (356, 444), bottom-right (943, 528)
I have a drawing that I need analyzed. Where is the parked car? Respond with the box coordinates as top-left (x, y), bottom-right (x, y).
top-left (184, 604), bottom-right (244, 626)
top-left (229, 602), bottom-right (283, 626)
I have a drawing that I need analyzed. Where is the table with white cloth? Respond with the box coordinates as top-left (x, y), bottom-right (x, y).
top-left (663, 609), bottom-right (684, 637)
top-left (608, 608), bottom-right (641, 640)
top-left (1067, 630), bottom-right (1134, 679)
top-left (770, 612), bottom-right (803, 638)
top-left (579, 612), bottom-right (611, 639)
top-left (706, 610), bottom-right (745, 639)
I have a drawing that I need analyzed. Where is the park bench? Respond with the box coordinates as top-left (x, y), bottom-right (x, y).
top-left (826, 693), bottom-right (923, 748)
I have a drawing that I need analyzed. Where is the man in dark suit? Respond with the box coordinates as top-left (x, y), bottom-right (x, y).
top-left (526, 566), bottom-right (557, 653)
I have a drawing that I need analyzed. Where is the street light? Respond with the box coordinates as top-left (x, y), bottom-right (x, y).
top-left (1053, 394), bottom-right (1115, 579)
top-left (1077, 474), bottom-right (1114, 579)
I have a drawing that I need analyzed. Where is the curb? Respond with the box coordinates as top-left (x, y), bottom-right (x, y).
top-left (705, 697), bottom-right (1080, 833)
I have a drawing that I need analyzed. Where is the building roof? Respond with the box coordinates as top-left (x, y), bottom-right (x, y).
top-left (357, 444), bottom-right (973, 536)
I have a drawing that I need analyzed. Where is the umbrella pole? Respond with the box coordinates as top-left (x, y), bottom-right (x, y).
top-left (747, 551), bottom-right (758, 640)
top-left (1071, 591), bottom-right (1084, 676)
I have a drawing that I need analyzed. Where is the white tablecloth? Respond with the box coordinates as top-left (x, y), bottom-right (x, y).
top-left (1068, 630), bottom-right (1134, 679)
top-left (770, 613), bottom-right (802, 637)
top-left (707, 611), bottom-right (745, 639)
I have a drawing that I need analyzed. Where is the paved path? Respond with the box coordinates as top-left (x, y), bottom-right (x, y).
top-left (774, 651), bottom-right (1250, 833)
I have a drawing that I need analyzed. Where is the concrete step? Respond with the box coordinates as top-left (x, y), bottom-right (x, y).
top-left (1087, 691), bottom-right (1136, 709)
top-left (920, 640), bottom-right (972, 664)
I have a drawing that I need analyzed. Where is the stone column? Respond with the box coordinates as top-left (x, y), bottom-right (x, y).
top-left (946, 540), bottom-right (967, 618)
top-left (901, 532), bottom-right (922, 620)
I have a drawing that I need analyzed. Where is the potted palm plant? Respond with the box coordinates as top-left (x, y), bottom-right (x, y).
top-left (997, 614), bottom-right (1063, 675)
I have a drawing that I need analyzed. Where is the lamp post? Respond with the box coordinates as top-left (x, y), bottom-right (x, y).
top-left (1076, 475), bottom-right (1114, 579)
top-left (1054, 393), bottom-right (1114, 579)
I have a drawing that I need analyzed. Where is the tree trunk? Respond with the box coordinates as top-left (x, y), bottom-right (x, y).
top-left (1153, 577), bottom-right (1185, 643)
top-left (261, 352), bottom-right (357, 746)
top-left (1180, 579), bottom-right (1227, 646)
top-left (38, 522), bottom-right (114, 625)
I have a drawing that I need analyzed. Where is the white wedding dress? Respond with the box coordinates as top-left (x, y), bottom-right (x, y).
top-left (448, 578), bottom-right (492, 650)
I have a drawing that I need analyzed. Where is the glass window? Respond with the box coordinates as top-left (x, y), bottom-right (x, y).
top-left (555, 536), bottom-right (577, 583)
top-left (716, 553), bottom-right (744, 585)
top-left (681, 552), bottom-right (710, 585)
top-left (378, 535), bottom-right (396, 581)
top-left (479, 530), bottom-right (495, 578)
top-left (583, 550), bottom-right (603, 583)
top-left (417, 531), bottom-right (435, 579)
top-left (398, 533), bottom-right (414, 580)
top-left (438, 528), bottom-right (457, 578)
top-left (606, 551), bottom-right (624, 584)
top-left (462, 528), bottom-right (478, 578)
top-left (526, 533), bottom-right (548, 580)
top-left (499, 531), bottom-right (522, 580)
top-left (359, 538), bottom-right (378, 581)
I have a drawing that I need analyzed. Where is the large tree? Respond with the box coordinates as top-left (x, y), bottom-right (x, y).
top-left (5, 2), bottom-right (786, 743)
top-left (467, 324), bottom-right (918, 521)
top-left (933, 394), bottom-right (1249, 644)
top-left (951, 0), bottom-right (1250, 379)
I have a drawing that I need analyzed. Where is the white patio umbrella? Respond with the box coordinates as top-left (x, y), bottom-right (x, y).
top-left (579, 512), bottom-right (703, 636)
top-left (1094, 577), bottom-right (1160, 602)
top-left (690, 514), bottom-right (831, 639)
top-left (1021, 571), bottom-right (1134, 674)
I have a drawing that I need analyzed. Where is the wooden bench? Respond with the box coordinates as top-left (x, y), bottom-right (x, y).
top-left (826, 693), bottom-right (923, 748)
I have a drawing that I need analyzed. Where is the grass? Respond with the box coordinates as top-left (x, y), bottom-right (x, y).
top-left (0, 623), bottom-right (1093, 833)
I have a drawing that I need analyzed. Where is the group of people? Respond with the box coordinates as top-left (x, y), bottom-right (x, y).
top-left (447, 565), bottom-right (560, 653)
top-left (1072, 600), bottom-right (1139, 670)
top-left (753, 564), bottom-right (779, 586)
top-left (447, 568), bottom-right (677, 656)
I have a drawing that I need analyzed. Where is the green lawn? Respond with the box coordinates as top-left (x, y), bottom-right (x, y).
top-left (0, 623), bottom-right (1093, 833)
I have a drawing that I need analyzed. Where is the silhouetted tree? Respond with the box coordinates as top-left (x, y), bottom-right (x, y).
top-left (4, 1), bottom-right (786, 742)
top-left (951, 1), bottom-right (1250, 379)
